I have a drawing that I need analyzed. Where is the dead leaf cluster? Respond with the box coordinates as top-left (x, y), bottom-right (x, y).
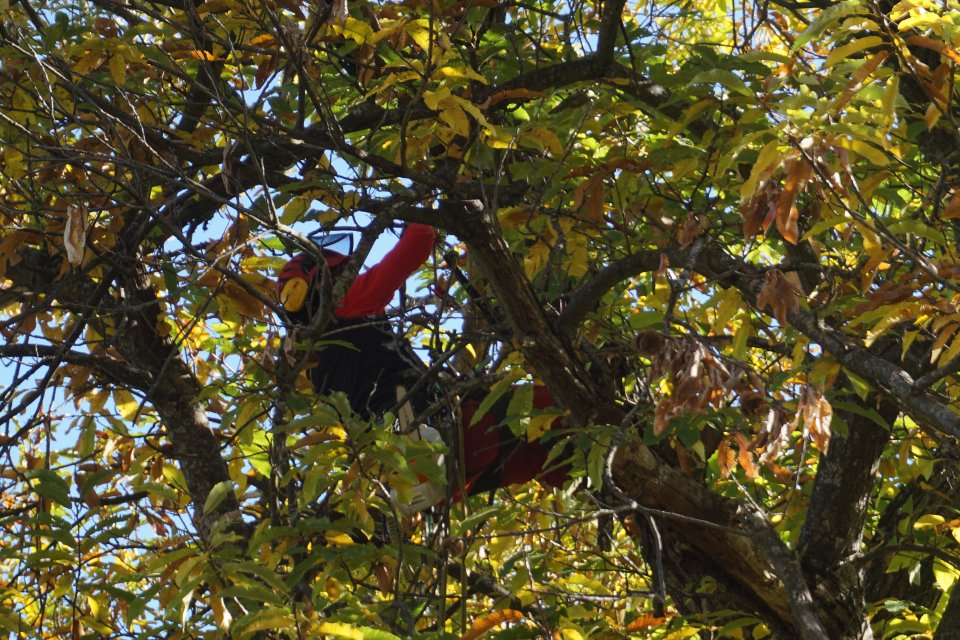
top-left (755, 269), bottom-right (801, 325)
top-left (637, 333), bottom-right (765, 436)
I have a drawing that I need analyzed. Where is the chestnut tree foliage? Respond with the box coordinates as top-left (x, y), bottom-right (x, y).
top-left (2, 0), bottom-right (960, 637)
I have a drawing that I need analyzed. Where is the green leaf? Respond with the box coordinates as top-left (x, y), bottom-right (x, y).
top-left (792, 0), bottom-right (864, 52)
top-left (688, 69), bottom-right (753, 97)
top-left (27, 469), bottom-right (72, 507)
top-left (470, 370), bottom-right (523, 426)
top-left (203, 480), bottom-right (236, 516)
top-left (504, 383), bottom-right (534, 438)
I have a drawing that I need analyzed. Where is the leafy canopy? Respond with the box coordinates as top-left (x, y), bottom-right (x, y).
top-left (2, 0), bottom-right (960, 638)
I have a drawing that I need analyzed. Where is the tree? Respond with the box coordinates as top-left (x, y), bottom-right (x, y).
top-left (1, 0), bottom-right (959, 637)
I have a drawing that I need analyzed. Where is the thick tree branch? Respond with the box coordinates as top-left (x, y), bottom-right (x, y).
top-left (446, 201), bottom-right (829, 636)
top-left (559, 241), bottom-right (960, 441)
top-left (0, 344), bottom-right (153, 389)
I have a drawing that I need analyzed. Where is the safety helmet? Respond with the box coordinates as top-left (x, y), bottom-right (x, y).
top-left (276, 233), bottom-right (354, 319)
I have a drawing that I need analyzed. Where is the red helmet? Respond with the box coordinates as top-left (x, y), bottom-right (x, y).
top-left (276, 250), bottom-right (348, 316)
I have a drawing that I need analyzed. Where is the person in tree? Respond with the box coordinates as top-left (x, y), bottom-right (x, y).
top-left (277, 223), bottom-right (438, 422)
top-left (275, 222), bottom-right (568, 513)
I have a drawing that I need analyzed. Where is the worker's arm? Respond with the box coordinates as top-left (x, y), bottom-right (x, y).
top-left (337, 224), bottom-right (436, 317)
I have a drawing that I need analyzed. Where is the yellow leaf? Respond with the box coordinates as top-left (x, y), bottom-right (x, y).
top-left (914, 514), bottom-right (946, 529)
top-left (337, 17), bottom-right (375, 44)
top-left (435, 65), bottom-right (487, 84)
top-left (86, 594), bottom-right (100, 618)
top-left (115, 390), bottom-right (140, 421)
top-left (324, 531), bottom-right (355, 546)
top-left (438, 103), bottom-right (471, 137)
top-left (527, 412), bottom-right (560, 442)
top-left (280, 196), bottom-right (310, 224)
top-left (731, 318), bottom-right (752, 359)
top-left (11, 88), bottom-right (36, 126)
top-left (498, 206), bottom-right (533, 228)
top-left (740, 138), bottom-right (782, 203)
top-left (899, 14), bottom-right (948, 33)
top-left (881, 75), bottom-right (899, 129)
top-left (566, 231), bottom-right (589, 278)
top-left (449, 94), bottom-right (489, 127)
top-left (524, 240), bottom-right (551, 277)
top-left (73, 50), bottom-right (106, 75)
top-left (3, 146), bottom-right (25, 180)
top-left (108, 53), bottom-right (126, 85)
top-left (53, 86), bottom-right (75, 114)
top-left (825, 36), bottom-right (883, 67)
top-left (240, 610), bottom-right (295, 636)
top-left (523, 126), bottom-right (564, 155)
top-left (925, 102), bottom-right (943, 130)
top-left (405, 20), bottom-right (433, 52)
top-left (423, 86), bottom-right (450, 111)
top-left (936, 331), bottom-right (960, 367)
top-left (934, 558), bottom-right (960, 592)
top-left (665, 97), bottom-right (715, 143)
top-left (846, 139), bottom-right (890, 166)
top-left (483, 125), bottom-right (516, 149)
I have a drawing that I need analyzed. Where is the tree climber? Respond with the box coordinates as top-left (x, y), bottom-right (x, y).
top-left (275, 222), bottom-right (568, 515)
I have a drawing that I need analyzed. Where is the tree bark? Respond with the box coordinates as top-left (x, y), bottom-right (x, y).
top-left (796, 393), bottom-right (897, 640)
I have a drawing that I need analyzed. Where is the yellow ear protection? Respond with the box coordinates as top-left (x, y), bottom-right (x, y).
top-left (279, 277), bottom-right (310, 312)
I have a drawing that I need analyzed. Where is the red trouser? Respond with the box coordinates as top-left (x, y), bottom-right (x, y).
top-left (458, 386), bottom-right (569, 496)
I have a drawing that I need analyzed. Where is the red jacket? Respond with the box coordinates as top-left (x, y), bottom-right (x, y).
top-left (337, 224), bottom-right (436, 318)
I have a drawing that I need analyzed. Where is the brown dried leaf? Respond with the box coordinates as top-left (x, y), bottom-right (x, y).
top-left (734, 432), bottom-right (758, 479)
top-left (633, 330), bottom-right (665, 356)
top-left (64, 204), bottom-right (87, 267)
top-left (943, 192), bottom-right (960, 220)
top-left (717, 438), bottom-right (736, 478)
top-left (374, 562), bottom-right (393, 596)
top-left (756, 269), bottom-right (800, 324)
top-left (678, 215), bottom-right (709, 247)
top-left (653, 401), bottom-right (670, 436)
top-left (776, 158), bottom-right (812, 244)
top-left (803, 388), bottom-right (833, 454)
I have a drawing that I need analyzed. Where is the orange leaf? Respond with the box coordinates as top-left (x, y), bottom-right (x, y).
top-left (832, 51), bottom-right (889, 114)
top-left (733, 432), bottom-right (757, 479)
top-left (717, 438), bottom-right (736, 478)
top-left (906, 35), bottom-right (960, 64)
top-left (625, 613), bottom-right (672, 632)
top-left (776, 158), bottom-right (812, 244)
top-left (572, 174), bottom-right (605, 222)
top-left (460, 610), bottom-right (525, 640)
top-left (943, 193), bottom-right (960, 219)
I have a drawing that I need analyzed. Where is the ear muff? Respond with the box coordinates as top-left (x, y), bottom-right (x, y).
top-left (279, 277), bottom-right (310, 312)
